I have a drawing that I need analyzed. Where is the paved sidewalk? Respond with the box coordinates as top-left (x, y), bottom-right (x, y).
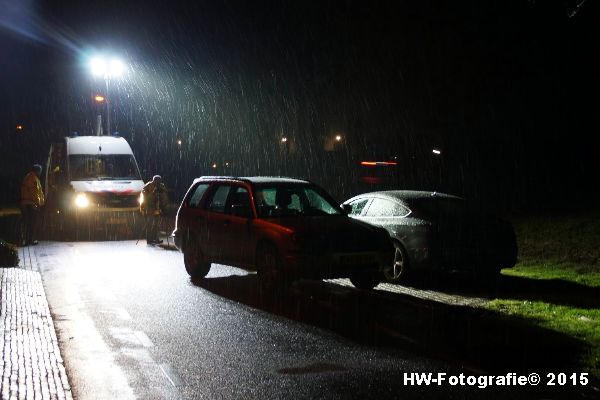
top-left (0, 245), bottom-right (73, 399)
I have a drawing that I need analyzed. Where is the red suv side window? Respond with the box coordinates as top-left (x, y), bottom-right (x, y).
top-left (188, 183), bottom-right (210, 208)
top-left (205, 185), bottom-right (232, 213)
top-left (226, 187), bottom-right (251, 215)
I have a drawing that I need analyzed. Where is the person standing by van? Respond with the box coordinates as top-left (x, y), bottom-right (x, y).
top-left (20, 164), bottom-right (45, 246)
top-left (140, 175), bottom-right (168, 244)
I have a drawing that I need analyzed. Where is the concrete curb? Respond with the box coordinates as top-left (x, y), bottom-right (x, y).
top-left (0, 248), bottom-right (73, 399)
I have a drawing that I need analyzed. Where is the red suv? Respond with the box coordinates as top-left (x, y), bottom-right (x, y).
top-left (172, 177), bottom-right (394, 289)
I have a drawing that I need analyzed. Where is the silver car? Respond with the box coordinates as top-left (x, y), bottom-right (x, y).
top-left (342, 191), bottom-right (517, 283)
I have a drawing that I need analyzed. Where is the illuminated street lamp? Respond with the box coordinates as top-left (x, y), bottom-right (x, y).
top-left (432, 148), bottom-right (441, 155)
top-left (89, 56), bottom-right (125, 135)
top-left (324, 134), bottom-right (344, 151)
top-left (90, 57), bottom-right (124, 78)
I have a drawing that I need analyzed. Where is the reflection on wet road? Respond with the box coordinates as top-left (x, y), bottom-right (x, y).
top-left (33, 241), bottom-right (586, 399)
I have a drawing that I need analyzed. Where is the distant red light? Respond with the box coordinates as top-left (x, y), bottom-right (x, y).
top-left (360, 161), bottom-right (398, 167)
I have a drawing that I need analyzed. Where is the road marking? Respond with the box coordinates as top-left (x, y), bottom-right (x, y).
top-left (134, 331), bottom-right (154, 348)
top-left (159, 363), bottom-right (183, 388)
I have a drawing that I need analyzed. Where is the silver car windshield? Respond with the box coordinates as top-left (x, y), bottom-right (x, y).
top-left (254, 184), bottom-right (343, 218)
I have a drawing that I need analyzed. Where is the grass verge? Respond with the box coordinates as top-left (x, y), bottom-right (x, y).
top-left (489, 269), bottom-right (600, 374)
top-left (486, 212), bottom-right (600, 375)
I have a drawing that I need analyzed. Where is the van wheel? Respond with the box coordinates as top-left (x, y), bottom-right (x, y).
top-left (383, 241), bottom-right (410, 283)
top-left (256, 244), bottom-right (287, 292)
top-left (183, 238), bottom-right (211, 278)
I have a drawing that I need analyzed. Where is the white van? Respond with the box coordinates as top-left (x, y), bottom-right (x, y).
top-left (45, 134), bottom-right (144, 237)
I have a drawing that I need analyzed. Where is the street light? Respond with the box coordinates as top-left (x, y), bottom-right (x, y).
top-left (89, 56), bottom-right (125, 135)
top-left (90, 56), bottom-right (124, 78)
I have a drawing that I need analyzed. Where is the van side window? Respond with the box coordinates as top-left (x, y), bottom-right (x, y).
top-left (188, 183), bottom-right (210, 208)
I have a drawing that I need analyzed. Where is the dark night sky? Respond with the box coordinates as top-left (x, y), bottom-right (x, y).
top-left (1, 0), bottom-right (598, 212)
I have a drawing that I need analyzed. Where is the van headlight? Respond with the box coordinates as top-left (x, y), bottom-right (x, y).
top-left (74, 193), bottom-right (90, 208)
top-left (138, 192), bottom-right (144, 205)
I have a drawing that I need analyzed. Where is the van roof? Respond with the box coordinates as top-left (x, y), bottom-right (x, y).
top-left (66, 136), bottom-right (133, 155)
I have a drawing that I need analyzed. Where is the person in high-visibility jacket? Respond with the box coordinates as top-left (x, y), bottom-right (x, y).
top-left (140, 175), bottom-right (168, 245)
top-left (20, 164), bottom-right (45, 246)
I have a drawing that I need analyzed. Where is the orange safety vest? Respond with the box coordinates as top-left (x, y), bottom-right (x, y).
top-left (20, 172), bottom-right (45, 208)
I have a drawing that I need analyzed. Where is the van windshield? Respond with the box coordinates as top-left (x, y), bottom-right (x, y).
top-left (69, 155), bottom-right (141, 181)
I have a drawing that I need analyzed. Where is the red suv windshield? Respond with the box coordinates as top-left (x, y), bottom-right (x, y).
top-left (254, 184), bottom-right (343, 218)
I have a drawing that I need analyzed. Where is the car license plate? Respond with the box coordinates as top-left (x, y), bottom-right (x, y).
top-left (338, 253), bottom-right (374, 266)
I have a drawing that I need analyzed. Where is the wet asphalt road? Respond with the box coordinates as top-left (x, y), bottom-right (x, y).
top-left (31, 241), bottom-right (586, 400)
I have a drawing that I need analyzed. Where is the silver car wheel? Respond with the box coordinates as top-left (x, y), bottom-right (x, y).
top-left (384, 241), bottom-right (408, 282)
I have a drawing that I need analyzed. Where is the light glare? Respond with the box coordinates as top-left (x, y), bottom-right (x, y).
top-left (109, 59), bottom-right (124, 76)
top-left (90, 56), bottom-right (125, 77)
top-left (90, 57), bottom-right (107, 76)
top-left (75, 193), bottom-right (89, 208)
